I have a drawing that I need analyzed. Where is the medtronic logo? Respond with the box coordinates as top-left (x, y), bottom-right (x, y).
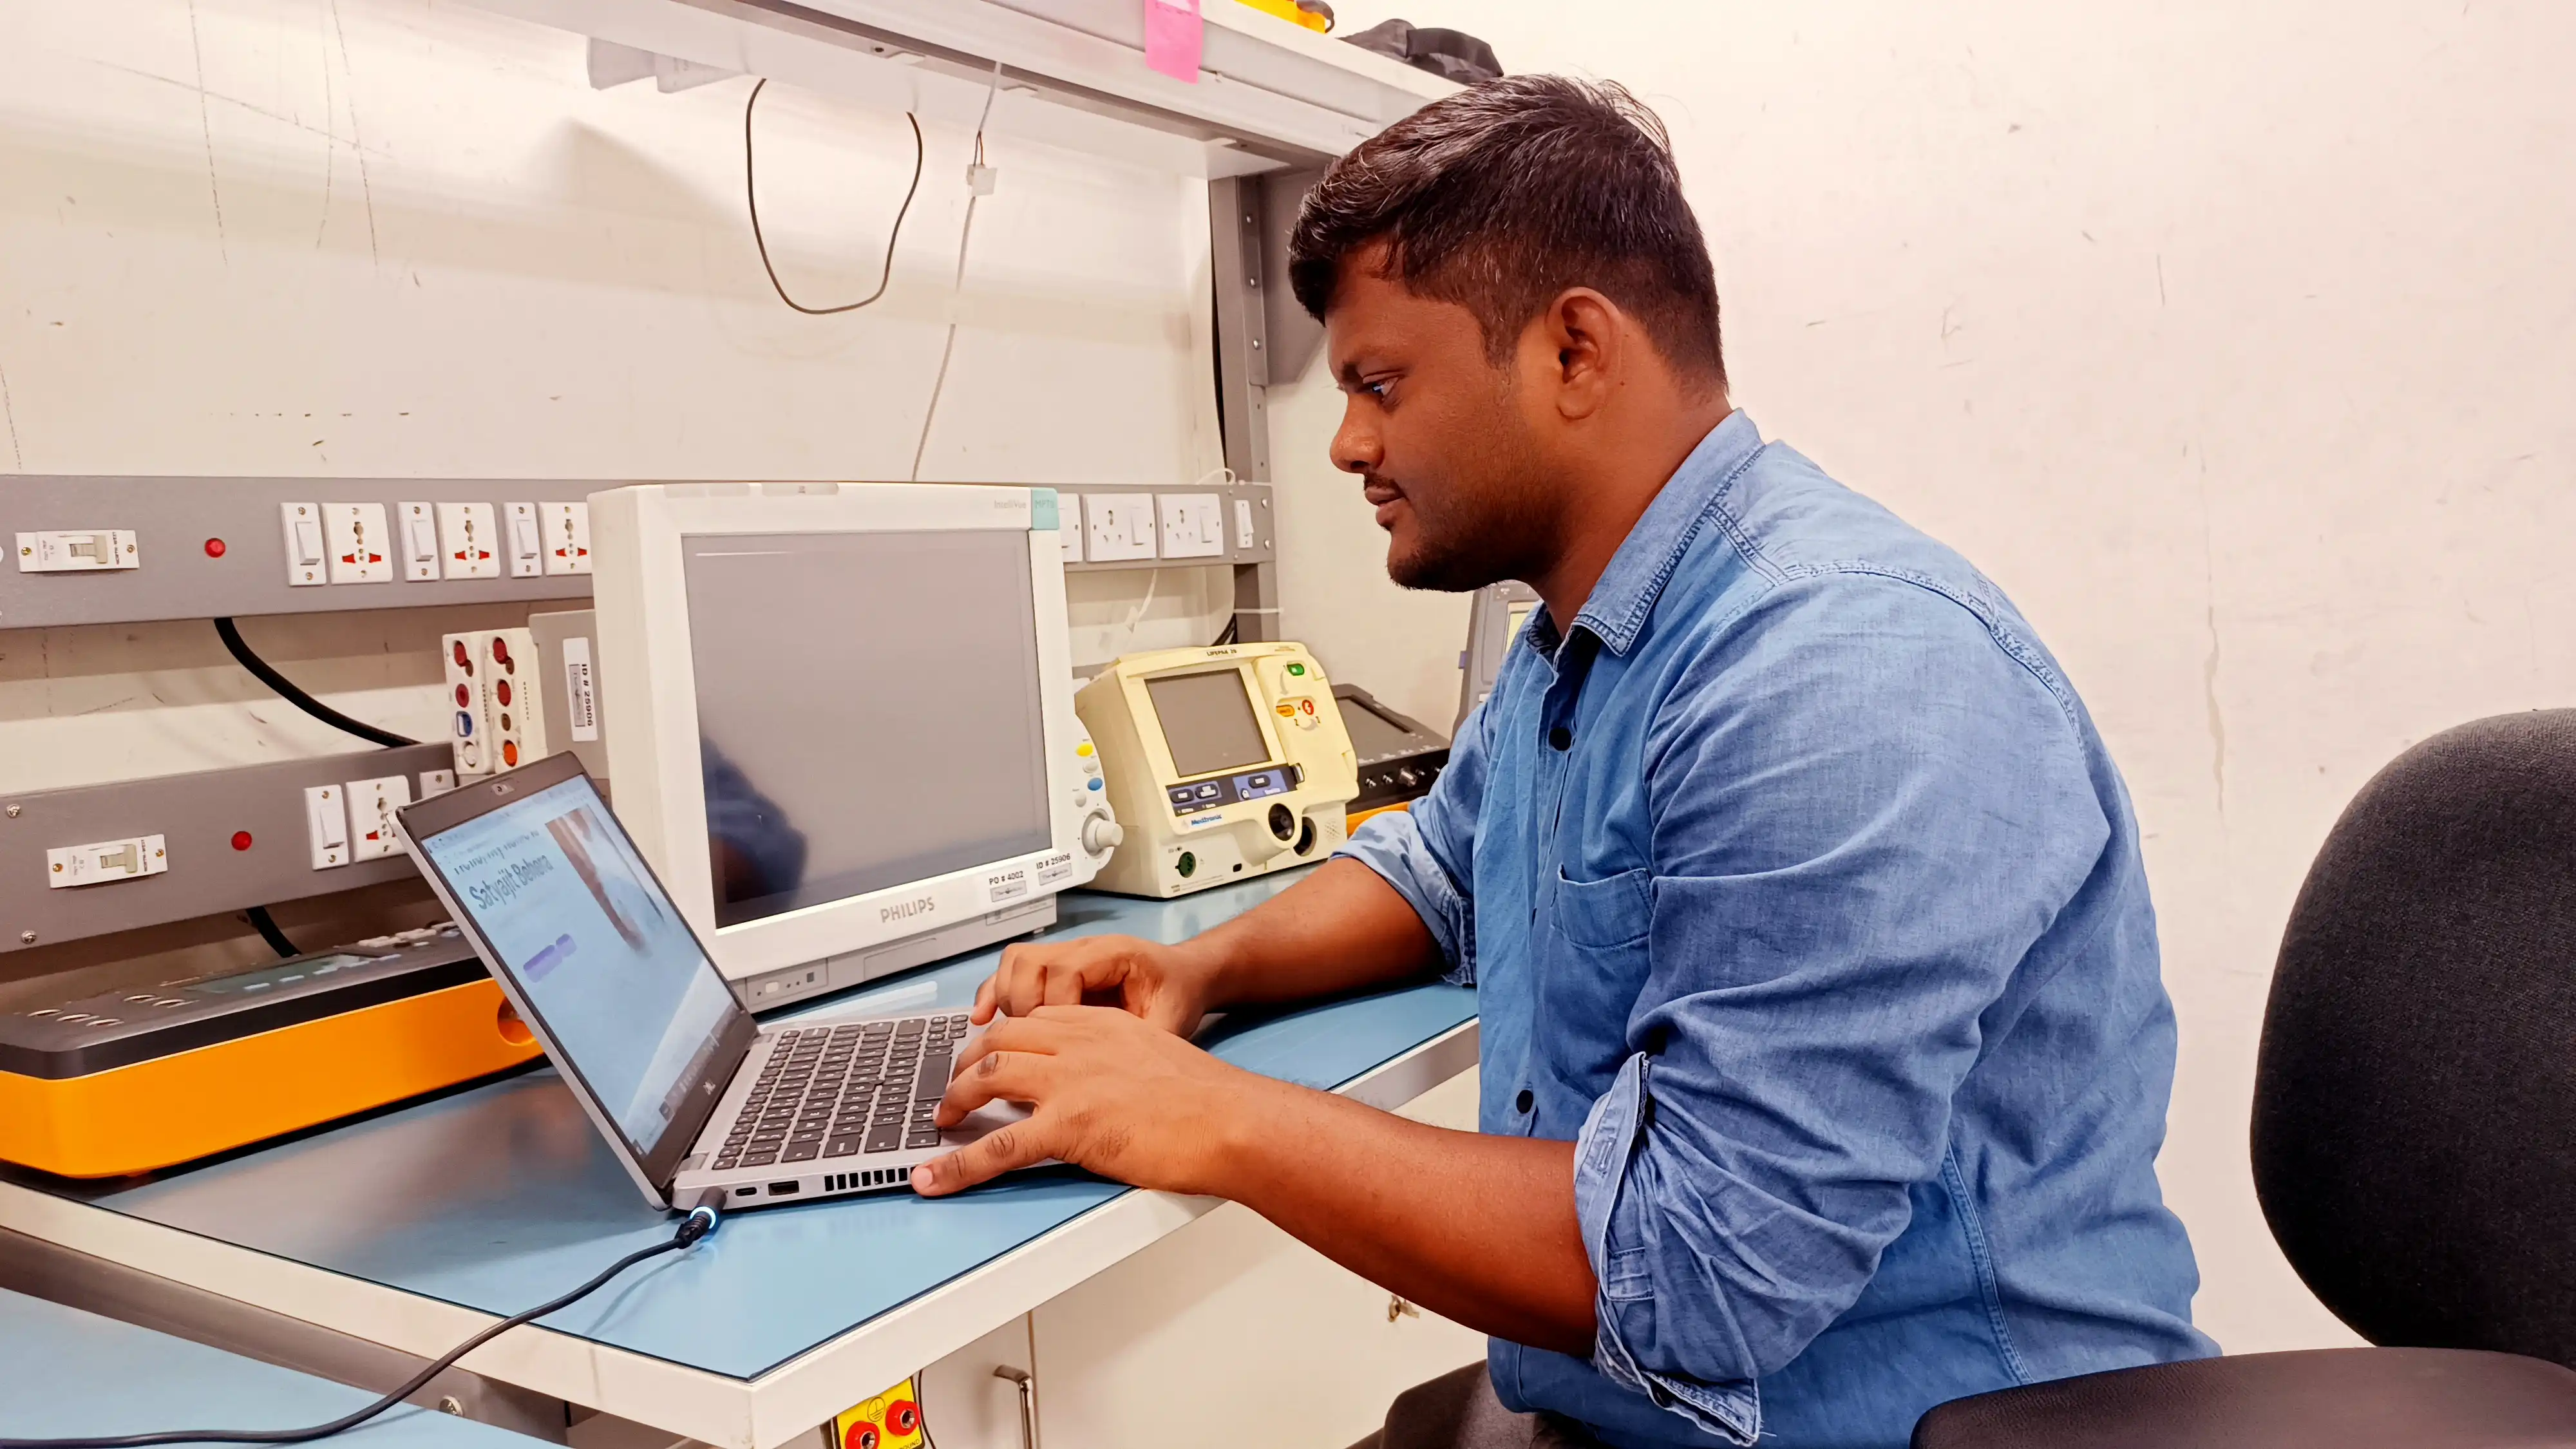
top-left (881, 895), bottom-right (936, 923)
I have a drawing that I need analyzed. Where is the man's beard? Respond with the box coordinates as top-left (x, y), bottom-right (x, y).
top-left (1380, 452), bottom-right (1557, 594)
top-left (1385, 484), bottom-right (1550, 592)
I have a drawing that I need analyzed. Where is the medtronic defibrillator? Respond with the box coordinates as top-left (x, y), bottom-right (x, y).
top-left (1077, 643), bottom-right (1358, 897)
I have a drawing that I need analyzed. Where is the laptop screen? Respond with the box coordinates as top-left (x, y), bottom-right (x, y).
top-left (415, 772), bottom-right (745, 1161)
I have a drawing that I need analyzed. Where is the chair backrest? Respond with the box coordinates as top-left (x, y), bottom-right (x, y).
top-left (2254, 710), bottom-right (2576, 1367)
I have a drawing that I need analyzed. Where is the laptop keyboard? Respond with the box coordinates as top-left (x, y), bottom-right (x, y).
top-left (712, 1012), bottom-right (971, 1172)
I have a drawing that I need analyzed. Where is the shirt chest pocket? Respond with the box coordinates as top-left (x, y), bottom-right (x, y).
top-left (1548, 865), bottom-right (1655, 947)
top-left (1536, 867), bottom-right (1658, 1079)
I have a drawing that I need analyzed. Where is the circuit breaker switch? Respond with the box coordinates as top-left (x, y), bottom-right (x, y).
top-left (17, 531), bottom-right (139, 573)
top-left (45, 835), bottom-right (169, 888)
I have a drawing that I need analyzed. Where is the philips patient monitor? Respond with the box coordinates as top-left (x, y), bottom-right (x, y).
top-left (1077, 641), bottom-right (1358, 898)
top-left (589, 483), bottom-right (1122, 1008)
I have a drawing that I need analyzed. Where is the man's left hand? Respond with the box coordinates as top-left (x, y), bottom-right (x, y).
top-left (913, 1005), bottom-right (1267, 1197)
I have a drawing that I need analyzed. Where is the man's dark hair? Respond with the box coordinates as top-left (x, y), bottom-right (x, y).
top-left (1288, 75), bottom-right (1724, 384)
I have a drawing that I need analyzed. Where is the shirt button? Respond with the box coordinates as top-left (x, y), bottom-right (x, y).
top-left (1548, 725), bottom-right (1573, 751)
top-left (1515, 1088), bottom-right (1534, 1114)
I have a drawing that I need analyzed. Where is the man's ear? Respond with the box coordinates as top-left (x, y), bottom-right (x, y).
top-left (1531, 288), bottom-right (1622, 422)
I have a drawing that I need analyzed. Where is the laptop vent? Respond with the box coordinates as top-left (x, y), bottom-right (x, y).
top-left (819, 1167), bottom-right (918, 1192)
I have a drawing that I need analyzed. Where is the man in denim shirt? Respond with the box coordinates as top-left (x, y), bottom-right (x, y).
top-left (920, 75), bottom-right (2215, 1448)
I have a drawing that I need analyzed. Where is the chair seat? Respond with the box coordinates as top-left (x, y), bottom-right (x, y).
top-left (1911, 1347), bottom-right (2576, 1448)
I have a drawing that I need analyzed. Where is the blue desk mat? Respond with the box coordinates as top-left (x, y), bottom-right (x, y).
top-left (54, 878), bottom-right (1478, 1382)
top-left (0, 1287), bottom-right (536, 1444)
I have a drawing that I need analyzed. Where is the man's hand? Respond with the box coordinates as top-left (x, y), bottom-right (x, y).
top-left (971, 934), bottom-right (1221, 1036)
top-left (913, 1005), bottom-right (1267, 1197)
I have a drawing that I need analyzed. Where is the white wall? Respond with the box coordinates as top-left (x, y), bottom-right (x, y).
top-left (0, 0), bottom-right (1231, 800)
top-left (1272, 0), bottom-right (2576, 1354)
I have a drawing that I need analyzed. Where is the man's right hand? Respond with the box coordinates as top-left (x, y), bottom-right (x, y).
top-left (972, 934), bottom-right (1222, 1037)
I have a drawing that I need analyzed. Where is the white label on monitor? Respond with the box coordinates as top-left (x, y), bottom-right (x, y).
top-left (986, 865), bottom-right (1031, 904)
top-left (1034, 849), bottom-right (1075, 887)
top-left (560, 636), bottom-right (599, 742)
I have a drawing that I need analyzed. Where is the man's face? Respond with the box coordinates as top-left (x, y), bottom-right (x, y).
top-left (1325, 258), bottom-right (1557, 592)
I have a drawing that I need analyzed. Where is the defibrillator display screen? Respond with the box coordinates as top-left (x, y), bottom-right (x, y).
top-left (1147, 668), bottom-right (1271, 779)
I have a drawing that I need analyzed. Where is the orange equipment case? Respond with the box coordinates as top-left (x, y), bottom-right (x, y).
top-left (0, 926), bottom-right (541, 1179)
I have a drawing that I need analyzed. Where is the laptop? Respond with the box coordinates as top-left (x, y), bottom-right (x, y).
top-left (397, 751), bottom-right (1027, 1213)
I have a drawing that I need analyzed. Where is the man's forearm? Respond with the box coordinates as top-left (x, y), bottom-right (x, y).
top-left (1209, 1074), bottom-right (1598, 1356)
top-left (1181, 857), bottom-right (1448, 1009)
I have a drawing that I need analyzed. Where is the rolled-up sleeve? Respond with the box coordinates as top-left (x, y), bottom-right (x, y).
top-left (1336, 687), bottom-right (1495, 985)
top-left (1576, 574), bottom-right (2110, 1439)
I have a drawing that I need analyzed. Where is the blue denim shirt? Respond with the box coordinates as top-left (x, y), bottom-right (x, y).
top-left (1342, 412), bottom-right (2215, 1448)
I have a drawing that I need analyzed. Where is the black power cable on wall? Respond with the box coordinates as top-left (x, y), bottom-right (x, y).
top-left (212, 617), bottom-right (416, 750)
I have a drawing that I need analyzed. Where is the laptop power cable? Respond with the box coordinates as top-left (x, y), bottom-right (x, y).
top-left (1, 1206), bottom-right (722, 1449)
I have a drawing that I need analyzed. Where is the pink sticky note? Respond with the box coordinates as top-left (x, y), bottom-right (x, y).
top-left (1145, 0), bottom-right (1203, 82)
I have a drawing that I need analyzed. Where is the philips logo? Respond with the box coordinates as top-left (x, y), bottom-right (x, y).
top-left (881, 896), bottom-right (936, 923)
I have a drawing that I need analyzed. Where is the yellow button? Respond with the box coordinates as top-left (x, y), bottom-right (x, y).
top-left (1075, 742), bottom-right (1094, 757)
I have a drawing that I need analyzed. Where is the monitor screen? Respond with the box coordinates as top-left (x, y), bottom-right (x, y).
top-left (416, 773), bottom-right (742, 1156)
top-left (1147, 668), bottom-right (1272, 779)
top-left (1341, 699), bottom-right (1421, 759)
top-left (682, 529), bottom-right (1054, 928)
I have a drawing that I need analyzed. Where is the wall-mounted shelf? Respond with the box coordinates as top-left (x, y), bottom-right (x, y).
top-left (460, 0), bottom-right (1454, 176)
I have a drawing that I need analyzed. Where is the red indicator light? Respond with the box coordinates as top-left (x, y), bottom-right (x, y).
top-left (204, 538), bottom-right (227, 558)
top-left (452, 640), bottom-right (473, 673)
top-left (495, 680), bottom-right (513, 707)
top-left (489, 638), bottom-right (512, 667)
top-left (231, 831), bottom-right (254, 851)
top-left (454, 683), bottom-right (471, 708)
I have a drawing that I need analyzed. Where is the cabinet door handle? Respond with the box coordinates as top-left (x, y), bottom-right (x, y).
top-left (993, 1366), bottom-right (1037, 1449)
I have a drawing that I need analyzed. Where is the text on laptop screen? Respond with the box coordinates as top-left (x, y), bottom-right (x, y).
top-left (681, 529), bottom-right (1054, 929)
top-left (417, 774), bottom-right (739, 1148)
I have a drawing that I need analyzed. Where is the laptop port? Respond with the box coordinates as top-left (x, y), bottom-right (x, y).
top-left (768, 1181), bottom-right (800, 1196)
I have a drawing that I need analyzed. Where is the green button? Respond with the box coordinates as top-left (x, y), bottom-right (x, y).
top-left (1287, 663), bottom-right (1305, 676)
top-left (1177, 851), bottom-right (1198, 878)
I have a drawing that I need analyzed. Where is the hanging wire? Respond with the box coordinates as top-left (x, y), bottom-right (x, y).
top-left (744, 77), bottom-right (925, 316)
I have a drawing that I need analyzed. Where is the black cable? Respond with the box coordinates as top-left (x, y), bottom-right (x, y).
top-left (913, 1374), bottom-right (938, 1449)
top-left (212, 618), bottom-right (416, 749)
top-left (1211, 616), bottom-right (1239, 648)
top-left (243, 905), bottom-right (298, 960)
top-left (1, 1208), bottom-right (720, 1449)
top-left (746, 77), bottom-right (924, 316)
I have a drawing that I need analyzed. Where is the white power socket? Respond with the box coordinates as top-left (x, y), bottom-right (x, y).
top-left (346, 774), bottom-right (413, 861)
top-left (435, 502), bottom-right (500, 580)
top-left (1158, 492), bottom-right (1226, 559)
top-left (540, 501), bottom-right (592, 575)
top-left (1086, 493), bottom-right (1159, 562)
top-left (322, 503), bottom-right (393, 585)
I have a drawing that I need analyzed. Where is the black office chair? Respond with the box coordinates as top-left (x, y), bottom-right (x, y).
top-left (1914, 710), bottom-right (2576, 1448)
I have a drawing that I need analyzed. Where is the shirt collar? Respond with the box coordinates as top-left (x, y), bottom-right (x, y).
top-left (1531, 409), bottom-right (1764, 661)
